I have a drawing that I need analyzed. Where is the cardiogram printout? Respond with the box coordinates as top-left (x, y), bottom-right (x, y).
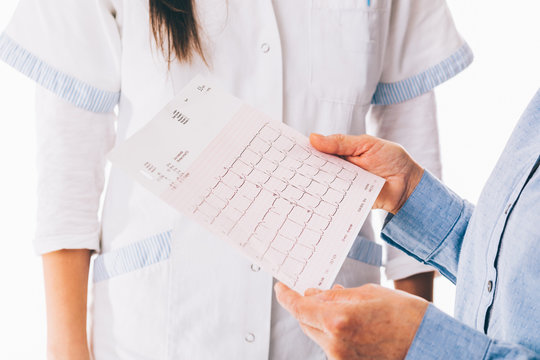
top-left (108, 76), bottom-right (384, 293)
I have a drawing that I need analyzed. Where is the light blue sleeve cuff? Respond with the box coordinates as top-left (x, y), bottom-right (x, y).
top-left (0, 33), bottom-right (119, 113)
top-left (371, 43), bottom-right (474, 105)
top-left (347, 235), bottom-right (383, 267)
top-left (407, 304), bottom-right (491, 359)
top-left (408, 305), bottom-right (540, 359)
top-left (93, 230), bottom-right (172, 282)
top-left (381, 171), bottom-right (473, 283)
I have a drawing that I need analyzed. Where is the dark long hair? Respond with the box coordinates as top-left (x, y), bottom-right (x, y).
top-left (149, 0), bottom-right (206, 64)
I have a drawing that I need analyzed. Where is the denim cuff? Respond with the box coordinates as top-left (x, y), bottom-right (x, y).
top-left (406, 304), bottom-right (490, 359)
top-left (381, 171), bottom-right (467, 282)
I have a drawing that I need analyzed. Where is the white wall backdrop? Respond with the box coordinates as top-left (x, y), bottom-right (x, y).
top-left (431, 0), bottom-right (540, 315)
top-left (0, 1), bottom-right (43, 358)
top-left (0, 1), bottom-right (539, 358)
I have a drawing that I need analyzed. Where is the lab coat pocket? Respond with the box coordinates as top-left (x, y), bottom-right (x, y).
top-left (310, 0), bottom-right (388, 105)
top-left (93, 230), bottom-right (172, 282)
top-left (91, 231), bottom-right (172, 359)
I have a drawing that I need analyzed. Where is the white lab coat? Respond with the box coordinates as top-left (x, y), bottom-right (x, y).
top-left (1, 0), bottom-right (472, 358)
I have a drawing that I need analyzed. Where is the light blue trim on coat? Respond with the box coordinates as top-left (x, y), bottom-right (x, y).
top-left (0, 33), bottom-right (120, 113)
top-left (347, 235), bottom-right (383, 267)
top-left (371, 43), bottom-right (474, 105)
top-left (93, 230), bottom-right (172, 282)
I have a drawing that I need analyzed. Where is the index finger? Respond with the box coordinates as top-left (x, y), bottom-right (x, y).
top-left (274, 282), bottom-right (327, 331)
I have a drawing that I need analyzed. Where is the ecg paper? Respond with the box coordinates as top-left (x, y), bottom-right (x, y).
top-left (108, 76), bottom-right (384, 293)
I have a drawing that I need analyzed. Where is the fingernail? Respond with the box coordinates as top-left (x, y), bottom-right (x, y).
top-left (310, 133), bottom-right (324, 140)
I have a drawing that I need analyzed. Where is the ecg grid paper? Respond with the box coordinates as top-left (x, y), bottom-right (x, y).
top-left (109, 77), bottom-right (384, 293)
top-left (192, 122), bottom-right (360, 287)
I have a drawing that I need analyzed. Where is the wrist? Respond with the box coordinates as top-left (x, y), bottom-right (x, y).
top-left (47, 342), bottom-right (90, 360)
top-left (394, 271), bottom-right (435, 302)
top-left (397, 165), bottom-right (424, 214)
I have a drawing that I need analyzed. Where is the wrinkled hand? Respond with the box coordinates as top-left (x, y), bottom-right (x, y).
top-left (310, 133), bottom-right (424, 214)
top-left (275, 283), bottom-right (429, 360)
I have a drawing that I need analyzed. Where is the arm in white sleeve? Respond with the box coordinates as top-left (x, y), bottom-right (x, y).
top-left (370, 91), bottom-right (440, 280)
top-left (34, 86), bottom-right (116, 254)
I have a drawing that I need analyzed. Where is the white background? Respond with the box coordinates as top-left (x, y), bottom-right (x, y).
top-left (0, 1), bottom-right (539, 358)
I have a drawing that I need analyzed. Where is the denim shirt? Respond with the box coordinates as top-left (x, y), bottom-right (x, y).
top-left (381, 89), bottom-right (540, 359)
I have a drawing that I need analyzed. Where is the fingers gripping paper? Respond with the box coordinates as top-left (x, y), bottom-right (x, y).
top-left (108, 76), bottom-right (384, 293)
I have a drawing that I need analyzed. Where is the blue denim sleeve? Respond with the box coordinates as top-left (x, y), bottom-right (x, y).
top-left (408, 305), bottom-right (540, 359)
top-left (381, 171), bottom-right (474, 283)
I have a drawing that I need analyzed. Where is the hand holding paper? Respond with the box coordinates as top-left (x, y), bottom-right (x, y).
top-left (108, 76), bottom-right (384, 293)
top-left (308, 133), bottom-right (424, 215)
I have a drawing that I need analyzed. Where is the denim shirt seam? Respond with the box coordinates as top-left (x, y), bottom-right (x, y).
top-left (482, 339), bottom-right (495, 360)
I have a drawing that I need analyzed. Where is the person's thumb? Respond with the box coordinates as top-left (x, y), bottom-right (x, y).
top-left (310, 133), bottom-right (374, 157)
top-left (309, 133), bottom-right (338, 154)
top-left (313, 284), bottom-right (382, 302)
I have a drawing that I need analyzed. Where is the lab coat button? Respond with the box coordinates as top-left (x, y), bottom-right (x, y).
top-left (487, 280), bottom-right (493, 293)
top-left (260, 43), bottom-right (270, 53)
top-left (251, 264), bottom-right (261, 272)
top-left (245, 332), bottom-right (256, 343)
